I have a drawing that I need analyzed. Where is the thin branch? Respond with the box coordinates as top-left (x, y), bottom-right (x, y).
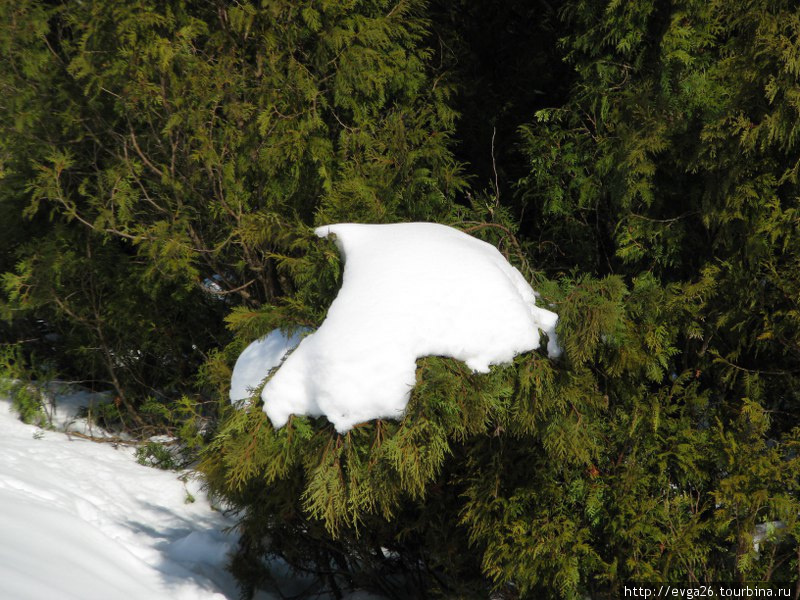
top-left (208, 279), bottom-right (257, 296)
top-left (709, 351), bottom-right (796, 377)
top-left (630, 211), bottom-right (698, 224)
top-left (65, 431), bottom-right (146, 446)
top-left (128, 126), bottom-right (165, 178)
top-left (491, 126), bottom-right (500, 207)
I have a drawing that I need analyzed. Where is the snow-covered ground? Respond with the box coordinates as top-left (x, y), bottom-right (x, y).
top-left (1, 389), bottom-right (387, 600)
top-left (0, 393), bottom-right (240, 600)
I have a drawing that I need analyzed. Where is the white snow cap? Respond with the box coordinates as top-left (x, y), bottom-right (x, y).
top-left (229, 328), bottom-right (306, 402)
top-left (260, 222), bottom-right (560, 433)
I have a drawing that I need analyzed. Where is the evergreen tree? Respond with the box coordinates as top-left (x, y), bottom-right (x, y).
top-left (0, 0), bottom-right (462, 421)
top-left (1, 0), bottom-right (798, 598)
top-left (514, 0), bottom-right (800, 592)
top-left (204, 0), bottom-right (800, 596)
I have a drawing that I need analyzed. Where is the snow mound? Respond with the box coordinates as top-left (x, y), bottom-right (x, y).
top-left (230, 329), bottom-right (306, 402)
top-left (259, 222), bottom-right (560, 433)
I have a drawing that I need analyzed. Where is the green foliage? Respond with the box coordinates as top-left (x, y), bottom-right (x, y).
top-left (0, 343), bottom-right (57, 426)
top-left (135, 441), bottom-right (180, 470)
top-left (201, 0), bottom-right (800, 596)
top-left (2, 0), bottom-right (799, 598)
top-left (1, 0), bottom-right (462, 424)
top-left (509, 0), bottom-right (800, 593)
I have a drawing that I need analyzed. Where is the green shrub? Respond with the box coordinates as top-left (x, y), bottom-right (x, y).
top-left (135, 441), bottom-right (180, 471)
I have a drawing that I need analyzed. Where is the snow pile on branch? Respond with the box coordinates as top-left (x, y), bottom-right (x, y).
top-left (248, 222), bottom-right (560, 433)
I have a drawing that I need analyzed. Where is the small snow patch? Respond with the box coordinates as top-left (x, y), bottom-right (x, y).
top-left (230, 329), bottom-right (307, 402)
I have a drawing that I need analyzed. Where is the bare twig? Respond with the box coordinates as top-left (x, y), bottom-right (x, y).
top-left (65, 431), bottom-right (141, 446)
top-left (491, 126), bottom-right (500, 207)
